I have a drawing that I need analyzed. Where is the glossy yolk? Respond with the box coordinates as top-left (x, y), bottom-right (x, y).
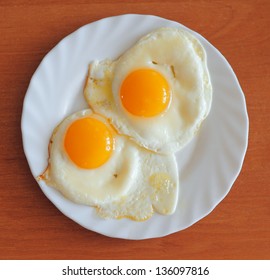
top-left (64, 117), bottom-right (113, 169)
top-left (120, 69), bottom-right (171, 117)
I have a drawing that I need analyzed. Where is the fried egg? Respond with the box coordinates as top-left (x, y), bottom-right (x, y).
top-left (84, 27), bottom-right (212, 153)
top-left (41, 109), bottom-right (179, 221)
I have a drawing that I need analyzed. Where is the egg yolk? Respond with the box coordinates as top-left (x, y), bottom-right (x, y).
top-left (64, 117), bottom-right (114, 169)
top-left (120, 69), bottom-right (171, 117)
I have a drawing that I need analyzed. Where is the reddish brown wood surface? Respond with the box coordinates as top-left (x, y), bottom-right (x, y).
top-left (0, 0), bottom-right (269, 260)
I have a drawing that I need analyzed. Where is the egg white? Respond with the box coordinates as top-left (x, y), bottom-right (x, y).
top-left (84, 27), bottom-right (212, 153)
top-left (41, 109), bottom-right (179, 221)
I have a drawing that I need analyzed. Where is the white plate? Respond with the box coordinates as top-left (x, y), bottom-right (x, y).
top-left (21, 14), bottom-right (249, 240)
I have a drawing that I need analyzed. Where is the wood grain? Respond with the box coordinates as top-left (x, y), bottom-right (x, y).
top-left (0, 0), bottom-right (269, 260)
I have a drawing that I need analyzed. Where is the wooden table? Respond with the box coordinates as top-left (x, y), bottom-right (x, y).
top-left (1, 0), bottom-right (269, 260)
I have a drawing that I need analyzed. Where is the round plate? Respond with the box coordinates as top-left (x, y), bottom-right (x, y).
top-left (21, 14), bottom-right (249, 240)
